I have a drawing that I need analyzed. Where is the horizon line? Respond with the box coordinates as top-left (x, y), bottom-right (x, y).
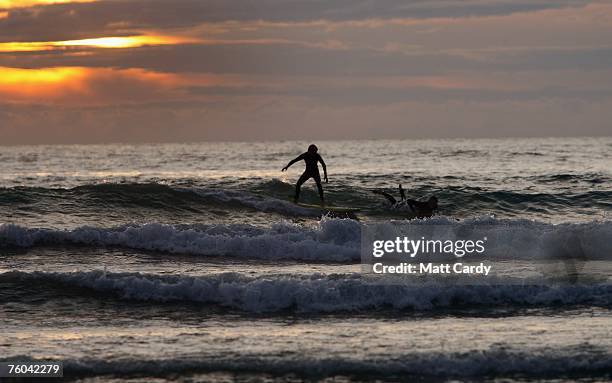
top-left (1, 135), bottom-right (610, 147)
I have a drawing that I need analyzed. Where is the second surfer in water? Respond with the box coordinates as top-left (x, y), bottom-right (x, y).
top-left (373, 184), bottom-right (438, 218)
top-left (282, 144), bottom-right (328, 205)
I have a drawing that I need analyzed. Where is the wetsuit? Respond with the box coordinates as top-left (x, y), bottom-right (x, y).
top-left (373, 186), bottom-right (436, 218)
top-left (286, 152), bottom-right (326, 202)
top-left (405, 199), bottom-right (435, 218)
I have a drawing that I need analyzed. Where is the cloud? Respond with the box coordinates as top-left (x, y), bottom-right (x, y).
top-left (0, 0), bottom-right (95, 10)
top-left (0, 0), bottom-right (610, 142)
top-left (0, 66), bottom-right (260, 105)
top-left (2, 2), bottom-right (610, 76)
top-left (2, 95), bottom-right (611, 144)
top-left (0, 34), bottom-right (199, 52)
top-left (3, 43), bottom-right (612, 76)
top-left (0, 66), bottom-right (183, 104)
top-left (0, 0), bottom-right (592, 42)
top-left (3, 61), bottom-right (612, 108)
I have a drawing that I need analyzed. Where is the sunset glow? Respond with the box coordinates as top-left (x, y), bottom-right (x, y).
top-left (0, 66), bottom-right (84, 85)
top-left (0, 35), bottom-right (196, 52)
top-left (58, 36), bottom-right (195, 49)
top-left (0, 66), bottom-right (202, 104)
top-left (0, 67), bottom-right (88, 100)
top-left (0, 0), bottom-right (95, 9)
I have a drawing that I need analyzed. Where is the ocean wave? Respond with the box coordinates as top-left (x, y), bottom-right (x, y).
top-left (247, 179), bottom-right (612, 216)
top-left (0, 218), bottom-right (361, 261)
top-left (189, 187), bottom-right (321, 217)
top-left (528, 172), bottom-right (610, 184)
top-left (2, 270), bottom-right (611, 313)
top-left (2, 217), bottom-right (611, 262)
top-left (0, 183), bottom-right (323, 218)
top-left (1, 182), bottom-right (611, 220)
top-left (4, 346), bottom-right (612, 379)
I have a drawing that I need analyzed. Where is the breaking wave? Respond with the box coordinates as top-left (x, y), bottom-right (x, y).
top-left (2, 270), bottom-right (611, 313)
top-left (0, 218), bottom-right (361, 262)
top-left (1, 217), bottom-right (610, 262)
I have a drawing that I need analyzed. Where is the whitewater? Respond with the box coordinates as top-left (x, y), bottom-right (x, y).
top-left (1, 138), bottom-right (611, 382)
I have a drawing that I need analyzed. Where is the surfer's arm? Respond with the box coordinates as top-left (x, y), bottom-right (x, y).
top-left (373, 190), bottom-right (397, 205)
top-left (318, 155), bottom-right (328, 182)
top-left (282, 153), bottom-right (305, 171)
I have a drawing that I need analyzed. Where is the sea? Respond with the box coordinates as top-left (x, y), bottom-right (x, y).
top-left (1, 137), bottom-right (611, 382)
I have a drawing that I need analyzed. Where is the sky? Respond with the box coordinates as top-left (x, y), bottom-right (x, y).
top-left (0, 0), bottom-right (611, 144)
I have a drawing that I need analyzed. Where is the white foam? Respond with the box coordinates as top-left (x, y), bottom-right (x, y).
top-left (0, 218), bottom-right (361, 262)
top-left (1, 217), bottom-right (610, 261)
top-left (6, 270), bottom-right (610, 313)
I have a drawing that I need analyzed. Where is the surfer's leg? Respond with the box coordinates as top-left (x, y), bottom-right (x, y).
top-left (294, 172), bottom-right (310, 203)
top-left (313, 173), bottom-right (324, 204)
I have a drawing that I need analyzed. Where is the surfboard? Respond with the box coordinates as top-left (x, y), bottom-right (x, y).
top-left (295, 202), bottom-right (360, 213)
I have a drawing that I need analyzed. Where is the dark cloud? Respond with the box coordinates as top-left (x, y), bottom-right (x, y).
top-left (0, 0), bottom-right (590, 42)
top-left (187, 85), bottom-right (612, 105)
top-left (2, 43), bottom-right (611, 75)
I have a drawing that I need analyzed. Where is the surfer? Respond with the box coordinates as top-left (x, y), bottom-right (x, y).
top-left (282, 144), bottom-right (328, 204)
top-left (373, 184), bottom-right (438, 218)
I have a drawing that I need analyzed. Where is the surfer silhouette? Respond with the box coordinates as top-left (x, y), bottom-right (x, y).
top-left (373, 184), bottom-right (438, 218)
top-left (282, 144), bottom-right (328, 204)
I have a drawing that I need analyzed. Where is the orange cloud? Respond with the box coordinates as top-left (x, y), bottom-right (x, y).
top-left (0, 66), bottom-right (173, 104)
top-left (0, 67), bottom-right (89, 100)
top-left (0, 35), bottom-right (198, 52)
top-left (0, 66), bottom-right (238, 105)
top-left (0, 65), bottom-right (516, 106)
top-left (0, 0), bottom-right (95, 9)
top-left (0, 66), bottom-right (84, 84)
